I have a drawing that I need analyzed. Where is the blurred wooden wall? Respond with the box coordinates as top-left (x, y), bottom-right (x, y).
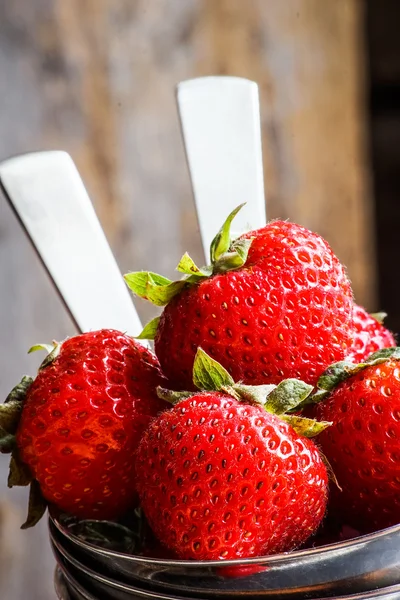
top-left (0, 1), bottom-right (374, 597)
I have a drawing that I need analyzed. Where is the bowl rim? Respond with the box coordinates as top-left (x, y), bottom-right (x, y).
top-left (48, 508), bottom-right (400, 568)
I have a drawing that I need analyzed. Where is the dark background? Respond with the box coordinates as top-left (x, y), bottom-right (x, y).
top-left (367, 0), bottom-right (400, 335)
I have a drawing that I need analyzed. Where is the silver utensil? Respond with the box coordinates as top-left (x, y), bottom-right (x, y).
top-left (176, 76), bottom-right (266, 260)
top-left (0, 151), bottom-right (144, 338)
top-left (49, 509), bottom-right (400, 599)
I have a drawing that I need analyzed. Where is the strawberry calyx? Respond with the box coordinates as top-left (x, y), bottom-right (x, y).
top-left (0, 376), bottom-right (33, 453)
top-left (0, 343), bottom-right (62, 529)
top-left (157, 348), bottom-right (331, 439)
top-left (0, 375), bottom-right (47, 528)
top-left (369, 311), bottom-right (388, 325)
top-left (28, 341), bottom-right (61, 369)
top-left (310, 346), bottom-right (400, 405)
top-left (125, 204), bottom-right (254, 336)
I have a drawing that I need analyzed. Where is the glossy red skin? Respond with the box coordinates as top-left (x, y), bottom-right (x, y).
top-left (347, 304), bottom-right (395, 363)
top-left (155, 221), bottom-right (353, 389)
top-left (135, 392), bottom-right (328, 560)
top-left (317, 359), bottom-right (400, 532)
top-left (17, 330), bottom-right (167, 520)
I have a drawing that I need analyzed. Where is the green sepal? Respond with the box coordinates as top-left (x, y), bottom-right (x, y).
top-left (0, 428), bottom-right (16, 453)
top-left (28, 343), bottom-right (56, 355)
top-left (280, 415), bottom-right (332, 438)
top-left (157, 349), bottom-right (329, 439)
top-left (124, 271), bottom-right (187, 307)
top-left (39, 343), bottom-right (61, 370)
top-left (210, 203), bottom-right (246, 263)
top-left (212, 237), bottom-right (253, 274)
top-left (125, 206), bottom-right (252, 309)
top-left (319, 450), bottom-right (342, 491)
top-left (125, 271), bottom-right (172, 295)
top-left (312, 346), bottom-right (400, 404)
top-left (8, 449), bottom-right (32, 487)
top-left (156, 388), bottom-right (196, 405)
top-left (20, 480), bottom-right (47, 529)
top-left (176, 253), bottom-right (212, 278)
top-left (370, 312), bottom-right (387, 325)
top-left (227, 384), bottom-right (276, 406)
top-left (193, 347), bottom-right (234, 391)
top-left (264, 379), bottom-right (314, 415)
top-left (136, 317), bottom-right (161, 341)
top-left (0, 376), bottom-right (33, 436)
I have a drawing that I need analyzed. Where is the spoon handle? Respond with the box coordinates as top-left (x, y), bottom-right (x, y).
top-left (0, 151), bottom-right (144, 339)
top-left (176, 76), bottom-right (267, 261)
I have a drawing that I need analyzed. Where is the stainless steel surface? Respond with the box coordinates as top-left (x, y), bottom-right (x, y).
top-left (55, 566), bottom-right (97, 600)
top-left (55, 567), bottom-right (74, 600)
top-left (0, 151), bottom-right (144, 338)
top-left (52, 535), bottom-right (400, 600)
top-left (52, 542), bottom-right (200, 600)
top-left (176, 76), bottom-right (266, 260)
top-left (49, 510), bottom-right (400, 599)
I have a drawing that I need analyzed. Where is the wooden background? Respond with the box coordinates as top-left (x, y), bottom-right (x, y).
top-left (0, 1), bottom-right (375, 597)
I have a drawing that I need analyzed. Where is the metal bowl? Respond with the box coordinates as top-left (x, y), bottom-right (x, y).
top-left (55, 565), bottom-right (100, 600)
top-left (55, 567), bottom-right (73, 600)
top-left (51, 538), bottom-right (400, 600)
top-left (52, 542), bottom-right (203, 600)
top-left (49, 509), bottom-right (400, 599)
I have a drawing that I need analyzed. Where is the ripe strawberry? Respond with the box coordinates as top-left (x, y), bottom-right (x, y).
top-left (0, 330), bottom-right (167, 526)
top-left (135, 348), bottom-right (329, 560)
top-left (314, 348), bottom-right (400, 532)
top-left (347, 304), bottom-right (395, 363)
top-left (126, 206), bottom-right (354, 390)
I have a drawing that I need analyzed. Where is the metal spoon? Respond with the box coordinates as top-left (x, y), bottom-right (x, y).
top-left (0, 151), bottom-right (144, 339)
top-left (176, 76), bottom-right (267, 260)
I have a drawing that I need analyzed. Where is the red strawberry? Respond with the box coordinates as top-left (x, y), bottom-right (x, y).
top-left (0, 330), bottom-right (167, 526)
top-left (126, 207), bottom-right (354, 390)
top-left (347, 304), bottom-right (395, 363)
top-left (135, 349), bottom-right (329, 560)
top-left (315, 348), bottom-right (400, 532)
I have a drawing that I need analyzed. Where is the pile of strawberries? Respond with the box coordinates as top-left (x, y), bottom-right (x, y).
top-left (1, 206), bottom-right (399, 561)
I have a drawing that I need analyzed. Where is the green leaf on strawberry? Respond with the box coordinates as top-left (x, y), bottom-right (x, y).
top-left (8, 449), bottom-right (32, 487)
top-left (210, 203), bottom-right (245, 263)
top-left (193, 347), bottom-right (234, 390)
top-left (158, 348), bottom-right (330, 439)
top-left (21, 480), bottom-right (47, 530)
top-left (0, 376), bottom-right (33, 438)
top-left (263, 379), bottom-right (314, 414)
top-left (0, 428), bottom-right (15, 453)
top-left (136, 317), bottom-right (161, 340)
top-left (312, 346), bottom-right (400, 403)
top-left (125, 272), bottom-right (187, 307)
top-left (176, 253), bottom-right (212, 278)
top-left (369, 311), bottom-right (387, 325)
top-left (280, 415), bottom-right (331, 438)
top-left (124, 203), bottom-right (254, 326)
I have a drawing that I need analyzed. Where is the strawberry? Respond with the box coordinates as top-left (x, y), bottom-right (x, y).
top-left (126, 205), bottom-right (354, 390)
top-left (347, 304), bottom-right (395, 363)
top-left (314, 348), bottom-right (400, 532)
top-left (0, 330), bottom-right (167, 527)
top-left (135, 348), bottom-right (329, 560)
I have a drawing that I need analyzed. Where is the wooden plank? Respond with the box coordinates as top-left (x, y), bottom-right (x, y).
top-left (0, 1), bottom-right (373, 597)
top-left (194, 0), bottom-right (376, 309)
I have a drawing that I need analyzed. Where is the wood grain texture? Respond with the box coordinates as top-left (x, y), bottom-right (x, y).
top-left (0, 1), bottom-right (373, 597)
